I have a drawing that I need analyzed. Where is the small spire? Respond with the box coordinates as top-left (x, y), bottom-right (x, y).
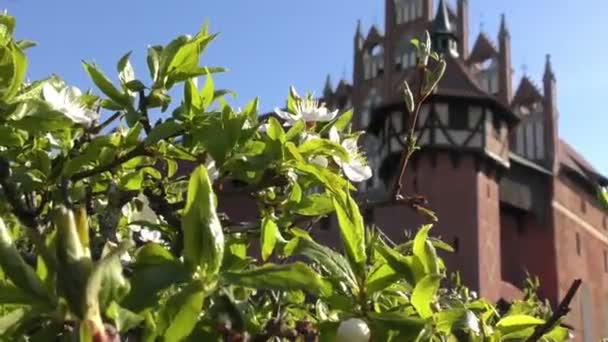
top-left (544, 54), bottom-right (555, 81)
top-left (433, 0), bottom-right (453, 33)
top-left (356, 19), bottom-right (362, 37)
top-left (323, 74), bottom-right (333, 96)
top-left (499, 13), bottom-right (509, 37)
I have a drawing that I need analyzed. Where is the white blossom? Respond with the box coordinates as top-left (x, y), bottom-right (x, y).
top-left (274, 96), bottom-right (337, 125)
top-left (43, 83), bottom-right (99, 127)
top-left (139, 228), bottom-right (163, 244)
top-left (329, 128), bottom-right (372, 183)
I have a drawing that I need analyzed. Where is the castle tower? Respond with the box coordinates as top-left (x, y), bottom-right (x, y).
top-left (360, 1), bottom-right (518, 302)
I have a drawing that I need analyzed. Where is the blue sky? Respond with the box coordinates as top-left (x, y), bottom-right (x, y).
top-left (4, 0), bottom-right (608, 173)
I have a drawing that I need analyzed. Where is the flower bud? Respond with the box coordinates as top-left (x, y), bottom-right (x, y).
top-left (74, 206), bottom-right (91, 257)
top-left (336, 318), bottom-right (370, 342)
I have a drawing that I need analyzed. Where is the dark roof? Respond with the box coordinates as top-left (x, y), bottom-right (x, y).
top-left (374, 56), bottom-right (518, 128)
top-left (559, 140), bottom-right (608, 187)
top-left (432, 0), bottom-right (454, 34)
top-left (365, 25), bottom-right (383, 43)
top-left (512, 76), bottom-right (543, 107)
top-left (468, 33), bottom-right (498, 63)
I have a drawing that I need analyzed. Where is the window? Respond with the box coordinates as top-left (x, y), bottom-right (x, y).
top-left (603, 216), bottom-right (607, 230)
top-left (581, 198), bottom-right (587, 214)
top-left (604, 250), bottom-right (608, 273)
top-left (576, 232), bottom-right (582, 256)
top-left (453, 237), bottom-right (460, 253)
top-left (363, 53), bottom-right (372, 80)
top-left (449, 103), bottom-right (469, 130)
top-left (535, 121), bottom-right (544, 159)
top-left (525, 124), bottom-right (534, 159)
top-left (394, 33), bottom-right (417, 71)
top-left (516, 126), bottom-right (525, 155)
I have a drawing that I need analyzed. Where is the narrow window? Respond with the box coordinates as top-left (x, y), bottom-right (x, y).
top-left (603, 216), bottom-right (607, 230)
top-left (453, 237), bottom-right (460, 253)
top-left (581, 198), bottom-right (587, 214)
top-left (576, 232), bottom-right (582, 256)
top-left (604, 250), bottom-right (608, 273)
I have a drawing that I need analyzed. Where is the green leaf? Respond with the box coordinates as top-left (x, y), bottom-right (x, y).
top-left (266, 117), bottom-right (286, 142)
top-left (411, 274), bottom-right (441, 319)
top-left (366, 263), bottom-right (401, 294)
top-left (0, 218), bottom-right (53, 306)
top-left (0, 281), bottom-right (40, 305)
top-left (122, 245), bottom-right (190, 312)
top-left (374, 242), bottom-right (420, 285)
top-left (496, 314), bottom-right (544, 329)
top-left (298, 138), bottom-right (350, 162)
top-left (117, 51), bottom-right (135, 86)
top-left (222, 262), bottom-right (332, 297)
top-left (200, 73), bottom-right (214, 109)
top-left (413, 225), bottom-right (439, 274)
top-left (96, 243), bottom-right (132, 311)
top-left (260, 216), bottom-right (281, 261)
top-left (6, 43), bottom-right (26, 101)
top-left (367, 311), bottom-right (425, 333)
top-left (145, 120), bottom-right (182, 146)
top-left (84, 241), bottom-right (132, 320)
top-left (165, 27), bottom-right (218, 85)
top-left (0, 308), bottom-right (27, 336)
top-left (333, 110), bottom-right (353, 132)
top-left (332, 192), bottom-right (366, 278)
top-left (106, 303), bottom-right (144, 333)
top-left (83, 61), bottom-right (131, 108)
top-left (162, 281), bottom-right (206, 342)
top-left (285, 120), bottom-right (305, 140)
top-left (293, 193), bottom-right (334, 216)
top-left (147, 45), bottom-right (162, 82)
top-left (423, 59), bottom-right (446, 95)
top-left (286, 236), bottom-right (357, 289)
top-left (0, 126), bottom-right (24, 146)
top-left (182, 165), bottom-right (224, 276)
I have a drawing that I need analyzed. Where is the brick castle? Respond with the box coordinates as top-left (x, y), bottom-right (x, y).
top-left (314, 0), bottom-right (607, 340)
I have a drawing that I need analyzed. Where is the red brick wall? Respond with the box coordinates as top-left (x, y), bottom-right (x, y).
top-left (499, 207), bottom-right (558, 303)
top-left (553, 175), bottom-right (608, 340)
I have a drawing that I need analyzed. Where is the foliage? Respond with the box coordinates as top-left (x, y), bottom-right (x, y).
top-left (0, 12), bottom-right (572, 342)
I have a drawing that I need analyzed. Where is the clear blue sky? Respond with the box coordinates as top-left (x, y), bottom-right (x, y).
top-left (4, 0), bottom-right (608, 173)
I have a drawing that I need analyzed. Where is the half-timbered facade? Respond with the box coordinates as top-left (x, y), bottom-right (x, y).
top-left (319, 0), bottom-right (608, 340)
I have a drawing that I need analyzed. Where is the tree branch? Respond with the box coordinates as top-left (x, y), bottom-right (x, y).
top-left (525, 279), bottom-right (582, 342)
top-left (392, 65), bottom-right (427, 199)
top-left (138, 90), bottom-right (152, 134)
top-left (70, 144), bottom-right (150, 182)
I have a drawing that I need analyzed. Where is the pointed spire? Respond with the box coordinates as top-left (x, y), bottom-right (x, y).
top-left (544, 54), bottom-right (555, 82)
top-left (433, 0), bottom-right (453, 34)
top-left (499, 13), bottom-right (510, 37)
top-left (323, 74), bottom-right (333, 97)
top-left (356, 19), bottom-right (363, 38)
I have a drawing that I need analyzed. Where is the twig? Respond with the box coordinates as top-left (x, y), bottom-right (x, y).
top-left (139, 90), bottom-right (152, 134)
top-left (0, 177), bottom-right (58, 270)
top-left (89, 111), bottom-right (122, 134)
top-left (392, 65), bottom-right (427, 199)
top-left (70, 144), bottom-right (150, 182)
top-left (525, 279), bottom-right (582, 342)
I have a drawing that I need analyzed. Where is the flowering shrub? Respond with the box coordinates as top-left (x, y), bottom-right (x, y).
top-left (0, 12), bottom-right (573, 342)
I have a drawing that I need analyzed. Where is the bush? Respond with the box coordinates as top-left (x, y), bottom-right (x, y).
top-left (0, 12), bottom-right (572, 342)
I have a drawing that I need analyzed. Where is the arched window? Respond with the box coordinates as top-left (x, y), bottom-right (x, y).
top-left (394, 0), bottom-right (423, 24)
top-left (363, 52), bottom-right (372, 80)
top-left (475, 58), bottom-right (499, 94)
top-left (371, 45), bottom-right (384, 78)
top-left (395, 32), bottom-right (416, 71)
top-left (361, 88), bottom-right (382, 128)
